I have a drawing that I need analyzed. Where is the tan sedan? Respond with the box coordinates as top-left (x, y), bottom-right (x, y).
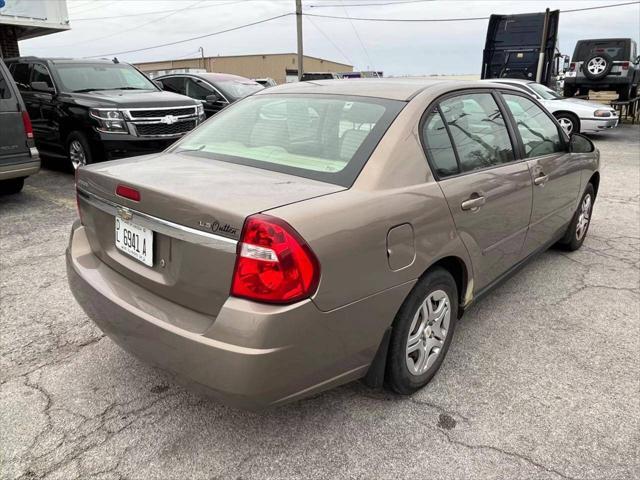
top-left (67, 79), bottom-right (600, 409)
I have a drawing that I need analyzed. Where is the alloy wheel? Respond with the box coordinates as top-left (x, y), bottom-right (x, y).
top-left (587, 57), bottom-right (607, 75)
top-left (406, 289), bottom-right (451, 376)
top-left (558, 117), bottom-right (574, 135)
top-left (576, 194), bottom-right (592, 241)
top-left (69, 140), bottom-right (87, 170)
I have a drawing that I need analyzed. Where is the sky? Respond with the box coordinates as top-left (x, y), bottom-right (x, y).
top-left (18, 0), bottom-right (640, 75)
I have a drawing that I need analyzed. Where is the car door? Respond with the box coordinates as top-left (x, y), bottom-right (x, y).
top-left (0, 61), bottom-right (29, 169)
top-left (422, 91), bottom-right (533, 291)
top-left (184, 77), bottom-right (227, 117)
top-left (499, 92), bottom-right (581, 256)
top-left (29, 63), bottom-right (59, 150)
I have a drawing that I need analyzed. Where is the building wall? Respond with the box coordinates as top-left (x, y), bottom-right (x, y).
top-left (0, 25), bottom-right (19, 58)
top-left (135, 54), bottom-right (353, 85)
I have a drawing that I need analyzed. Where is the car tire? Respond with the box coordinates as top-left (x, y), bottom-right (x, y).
top-left (583, 53), bottom-right (613, 81)
top-left (67, 131), bottom-right (93, 170)
top-left (557, 183), bottom-right (595, 251)
top-left (0, 177), bottom-right (25, 195)
top-left (555, 112), bottom-right (580, 135)
top-left (386, 267), bottom-right (458, 395)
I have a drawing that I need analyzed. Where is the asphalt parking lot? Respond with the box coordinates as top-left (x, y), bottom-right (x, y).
top-left (1, 125), bottom-right (639, 480)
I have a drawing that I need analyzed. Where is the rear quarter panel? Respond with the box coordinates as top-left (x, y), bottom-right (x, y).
top-left (267, 86), bottom-right (474, 313)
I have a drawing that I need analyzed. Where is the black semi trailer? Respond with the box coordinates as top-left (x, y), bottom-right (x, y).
top-left (481, 9), bottom-right (568, 88)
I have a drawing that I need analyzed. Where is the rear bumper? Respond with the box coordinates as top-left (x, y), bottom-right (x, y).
top-left (0, 153), bottom-right (40, 181)
top-left (564, 76), bottom-right (633, 88)
top-left (66, 223), bottom-right (412, 409)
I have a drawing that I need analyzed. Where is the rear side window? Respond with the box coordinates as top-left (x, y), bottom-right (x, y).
top-left (10, 63), bottom-right (31, 90)
top-left (421, 108), bottom-right (459, 177)
top-left (503, 94), bottom-right (564, 158)
top-left (159, 77), bottom-right (186, 95)
top-left (438, 93), bottom-right (514, 173)
top-left (170, 95), bottom-right (404, 187)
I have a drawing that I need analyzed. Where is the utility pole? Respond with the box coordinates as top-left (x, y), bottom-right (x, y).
top-left (296, 0), bottom-right (303, 81)
top-left (199, 46), bottom-right (205, 70)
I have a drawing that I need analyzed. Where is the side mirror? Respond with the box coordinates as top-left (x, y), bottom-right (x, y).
top-left (31, 81), bottom-right (54, 93)
top-left (569, 133), bottom-right (595, 153)
top-left (205, 93), bottom-right (222, 104)
top-left (563, 56), bottom-right (570, 71)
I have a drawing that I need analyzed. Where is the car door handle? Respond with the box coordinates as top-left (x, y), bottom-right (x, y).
top-left (461, 195), bottom-right (486, 211)
top-left (534, 174), bottom-right (549, 186)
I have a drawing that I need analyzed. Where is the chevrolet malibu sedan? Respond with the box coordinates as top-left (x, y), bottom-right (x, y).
top-left (67, 79), bottom-right (600, 410)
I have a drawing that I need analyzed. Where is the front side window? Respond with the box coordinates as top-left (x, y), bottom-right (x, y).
top-left (421, 108), bottom-right (459, 177)
top-left (438, 93), bottom-right (514, 173)
top-left (503, 94), bottom-right (564, 158)
top-left (171, 95), bottom-right (404, 186)
top-left (55, 63), bottom-right (157, 92)
top-left (31, 64), bottom-right (54, 89)
top-left (185, 78), bottom-right (212, 100)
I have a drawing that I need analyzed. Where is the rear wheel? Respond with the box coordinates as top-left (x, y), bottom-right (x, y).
top-left (555, 112), bottom-right (580, 135)
top-left (67, 131), bottom-right (93, 170)
top-left (386, 268), bottom-right (458, 395)
top-left (0, 177), bottom-right (25, 195)
top-left (557, 184), bottom-right (595, 251)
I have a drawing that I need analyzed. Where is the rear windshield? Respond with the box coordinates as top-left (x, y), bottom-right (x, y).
top-left (170, 94), bottom-right (405, 187)
top-left (214, 80), bottom-right (263, 101)
top-left (573, 40), bottom-right (630, 61)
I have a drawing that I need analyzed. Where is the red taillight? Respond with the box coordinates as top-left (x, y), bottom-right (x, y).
top-left (116, 184), bottom-right (141, 201)
top-left (231, 214), bottom-right (320, 304)
top-left (21, 111), bottom-right (33, 139)
top-left (569, 62), bottom-right (575, 71)
top-left (621, 61), bottom-right (629, 70)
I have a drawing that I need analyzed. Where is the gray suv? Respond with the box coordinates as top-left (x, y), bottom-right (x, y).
top-left (0, 59), bottom-right (39, 194)
top-left (564, 38), bottom-right (640, 100)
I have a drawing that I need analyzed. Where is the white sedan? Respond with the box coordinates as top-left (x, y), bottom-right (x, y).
top-left (491, 79), bottom-right (618, 135)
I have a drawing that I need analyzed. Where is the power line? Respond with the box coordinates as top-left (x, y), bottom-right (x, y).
top-left (340, 0), bottom-right (379, 75)
top-left (309, 0), bottom-right (434, 8)
top-left (305, 0), bottom-right (640, 22)
top-left (305, 15), bottom-right (353, 65)
top-left (87, 13), bottom-right (293, 58)
top-left (73, 0), bottom-right (245, 21)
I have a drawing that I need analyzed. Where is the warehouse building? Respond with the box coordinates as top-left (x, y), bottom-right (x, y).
top-left (135, 53), bottom-right (353, 85)
top-left (0, 0), bottom-right (69, 58)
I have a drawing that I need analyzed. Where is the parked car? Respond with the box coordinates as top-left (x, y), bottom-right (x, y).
top-left (68, 80), bottom-right (599, 410)
top-left (564, 38), bottom-right (640, 100)
top-left (254, 77), bottom-right (277, 88)
top-left (4, 57), bottom-right (203, 170)
top-left (0, 59), bottom-right (39, 194)
top-left (155, 73), bottom-right (263, 118)
top-left (490, 78), bottom-right (618, 135)
top-left (301, 72), bottom-right (340, 81)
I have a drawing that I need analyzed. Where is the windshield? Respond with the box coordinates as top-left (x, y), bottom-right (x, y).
top-left (56, 63), bottom-right (157, 93)
top-left (170, 94), bottom-right (404, 187)
top-left (214, 80), bottom-right (263, 100)
top-left (528, 82), bottom-right (562, 100)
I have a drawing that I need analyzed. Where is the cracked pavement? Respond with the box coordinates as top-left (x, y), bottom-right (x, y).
top-left (1, 125), bottom-right (639, 480)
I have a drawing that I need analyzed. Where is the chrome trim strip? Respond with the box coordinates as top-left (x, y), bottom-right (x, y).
top-left (77, 188), bottom-right (238, 252)
top-left (130, 117), bottom-right (196, 125)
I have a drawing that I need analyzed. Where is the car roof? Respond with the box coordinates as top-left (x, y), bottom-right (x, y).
top-left (5, 56), bottom-right (122, 65)
top-left (255, 78), bottom-right (518, 101)
top-left (157, 72), bottom-right (257, 83)
top-left (484, 78), bottom-right (534, 86)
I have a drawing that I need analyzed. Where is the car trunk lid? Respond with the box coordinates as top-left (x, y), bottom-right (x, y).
top-left (76, 153), bottom-right (344, 326)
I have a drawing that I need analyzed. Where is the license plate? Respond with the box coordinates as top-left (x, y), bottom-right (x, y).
top-left (565, 71), bottom-right (577, 78)
top-left (115, 217), bottom-right (153, 266)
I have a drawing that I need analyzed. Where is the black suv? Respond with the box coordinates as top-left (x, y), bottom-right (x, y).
top-left (564, 38), bottom-right (640, 100)
top-left (5, 57), bottom-right (204, 169)
top-left (0, 59), bottom-right (39, 194)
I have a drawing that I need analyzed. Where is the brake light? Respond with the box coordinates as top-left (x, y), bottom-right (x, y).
top-left (231, 214), bottom-right (320, 304)
top-left (621, 61), bottom-right (629, 70)
top-left (116, 184), bottom-right (141, 201)
top-left (569, 62), bottom-right (575, 71)
top-left (21, 111), bottom-right (33, 139)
